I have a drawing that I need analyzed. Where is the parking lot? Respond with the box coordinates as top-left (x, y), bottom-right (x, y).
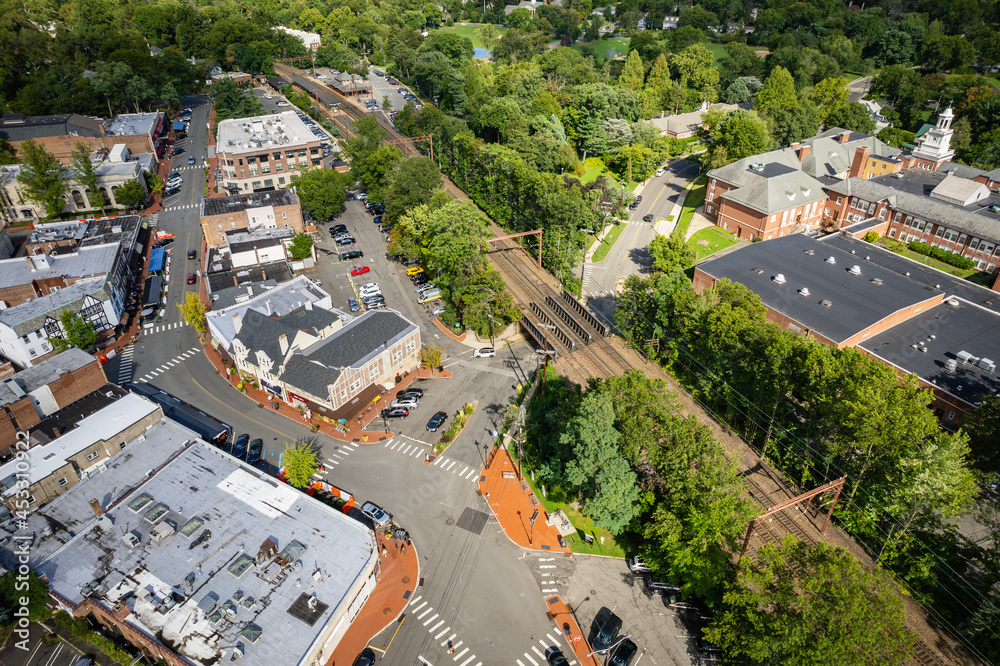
top-left (310, 67), bottom-right (421, 117)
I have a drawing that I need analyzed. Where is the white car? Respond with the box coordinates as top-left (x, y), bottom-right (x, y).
top-left (628, 555), bottom-right (652, 574)
top-left (277, 101), bottom-right (289, 107)
top-left (473, 347), bottom-right (496, 358)
top-left (655, 167), bottom-right (666, 177)
top-left (360, 501), bottom-right (391, 527)
top-left (264, 94), bottom-right (272, 99)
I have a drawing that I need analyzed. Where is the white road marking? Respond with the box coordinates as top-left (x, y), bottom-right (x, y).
top-left (423, 613), bottom-right (439, 626)
top-left (435, 627), bottom-right (451, 639)
top-left (417, 606), bottom-right (434, 620)
top-left (411, 600), bottom-right (427, 612)
top-left (452, 647), bottom-right (468, 661)
top-left (429, 620), bottom-right (444, 633)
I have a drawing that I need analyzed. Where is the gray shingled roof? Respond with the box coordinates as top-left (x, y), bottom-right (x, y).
top-left (280, 354), bottom-right (337, 400)
top-left (277, 306), bottom-right (341, 333)
top-left (299, 310), bottom-right (416, 370)
top-left (0, 348), bottom-right (95, 406)
top-left (826, 177), bottom-right (1000, 241)
top-left (0, 277), bottom-right (109, 336)
top-left (0, 113), bottom-right (105, 142)
top-left (721, 163), bottom-right (827, 215)
top-left (232, 309), bottom-right (295, 372)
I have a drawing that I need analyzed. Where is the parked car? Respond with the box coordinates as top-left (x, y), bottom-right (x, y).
top-left (362, 294), bottom-right (385, 306)
top-left (431, 304), bottom-right (447, 316)
top-left (336, 236), bottom-right (356, 246)
top-left (164, 187), bottom-right (180, 197)
top-left (247, 438), bottom-right (263, 463)
top-left (628, 556), bottom-right (652, 574)
top-left (168, 171), bottom-right (182, 180)
top-left (628, 200), bottom-right (640, 210)
top-left (545, 648), bottom-right (570, 666)
top-left (341, 250), bottom-right (364, 260)
top-left (381, 407), bottom-right (408, 418)
top-left (233, 434), bottom-right (249, 458)
top-left (277, 101), bottom-right (289, 107)
top-left (153, 238), bottom-right (173, 248)
top-left (398, 387), bottom-right (424, 399)
top-left (655, 167), bottom-right (666, 177)
top-left (609, 639), bottom-right (638, 666)
top-left (646, 579), bottom-right (681, 593)
top-left (348, 298), bottom-right (360, 312)
top-left (351, 266), bottom-right (371, 276)
top-left (329, 224), bottom-right (348, 234)
top-left (412, 276), bottom-right (430, 287)
top-left (473, 347), bottom-right (496, 358)
top-left (360, 501), bottom-right (392, 526)
top-left (391, 397), bottom-right (419, 409)
top-left (426, 411), bottom-right (448, 432)
top-left (365, 301), bottom-right (386, 310)
top-left (373, 215), bottom-right (384, 224)
top-left (188, 249), bottom-right (197, 260)
top-left (171, 147), bottom-right (185, 156)
top-left (695, 635), bottom-right (723, 655)
top-left (590, 608), bottom-right (622, 654)
top-left (186, 273), bottom-right (197, 285)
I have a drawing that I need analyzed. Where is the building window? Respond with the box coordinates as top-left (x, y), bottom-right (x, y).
top-left (25, 495), bottom-right (35, 506)
top-left (249, 167), bottom-right (259, 177)
top-left (286, 150), bottom-right (296, 159)
top-left (261, 164), bottom-right (271, 174)
top-left (275, 162), bottom-right (283, 172)
top-left (29, 349), bottom-right (37, 358)
top-left (878, 207), bottom-right (887, 220)
top-left (259, 154), bottom-right (269, 163)
top-left (867, 202), bottom-right (875, 214)
top-left (850, 197), bottom-right (857, 208)
top-left (349, 379), bottom-right (361, 392)
top-left (252, 181), bottom-right (262, 189)
top-left (935, 226), bottom-right (944, 237)
top-left (958, 234), bottom-right (967, 245)
top-left (86, 451), bottom-right (99, 461)
top-left (970, 238), bottom-right (980, 250)
top-left (368, 365), bottom-right (378, 378)
top-left (264, 179), bottom-right (273, 187)
top-left (836, 196), bottom-right (843, 205)
top-left (246, 155), bottom-right (257, 164)
top-left (282, 212), bottom-right (287, 219)
top-left (297, 149), bottom-right (307, 156)
top-left (947, 411), bottom-right (955, 420)
top-left (278, 177), bottom-right (286, 185)
top-left (406, 340), bottom-right (415, 353)
top-left (273, 152), bottom-right (282, 160)
top-left (58, 477), bottom-right (68, 487)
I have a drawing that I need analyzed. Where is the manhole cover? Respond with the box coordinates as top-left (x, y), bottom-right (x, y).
top-left (383, 607), bottom-right (392, 615)
top-left (446, 518), bottom-right (454, 525)
top-left (402, 576), bottom-right (410, 584)
top-left (590, 590), bottom-right (597, 595)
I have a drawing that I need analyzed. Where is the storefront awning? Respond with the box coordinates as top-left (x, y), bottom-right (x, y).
top-left (325, 383), bottom-right (384, 423)
top-left (172, 120), bottom-right (185, 131)
top-left (148, 247), bottom-right (165, 272)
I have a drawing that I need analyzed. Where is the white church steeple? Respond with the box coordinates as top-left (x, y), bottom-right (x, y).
top-left (912, 107), bottom-right (955, 163)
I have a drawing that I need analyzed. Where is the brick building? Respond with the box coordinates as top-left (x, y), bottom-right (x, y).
top-left (693, 233), bottom-right (999, 421)
top-left (4, 426), bottom-right (380, 666)
top-left (199, 189), bottom-right (305, 248)
top-left (0, 112), bottom-right (164, 165)
top-left (0, 348), bottom-right (107, 458)
top-left (215, 111), bottom-right (323, 194)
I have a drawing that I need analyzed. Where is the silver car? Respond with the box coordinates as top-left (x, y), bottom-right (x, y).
top-left (360, 501), bottom-right (391, 526)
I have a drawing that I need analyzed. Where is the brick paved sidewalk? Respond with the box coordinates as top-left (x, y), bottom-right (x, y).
top-left (544, 595), bottom-right (601, 666)
top-left (479, 447), bottom-right (571, 553)
top-left (328, 530), bottom-right (419, 665)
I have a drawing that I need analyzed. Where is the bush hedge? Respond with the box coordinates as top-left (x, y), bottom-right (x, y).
top-left (907, 241), bottom-right (975, 269)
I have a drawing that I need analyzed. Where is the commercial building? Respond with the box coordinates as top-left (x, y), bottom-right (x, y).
top-left (693, 233), bottom-right (1000, 421)
top-left (0, 348), bottom-right (108, 458)
top-left (277, 26), bottom-right (322, 51)
top-left (2, 426), bottom-right (379, 666)
top-left (199, 189), bottom-right (305, 248)
top-left (0, 392), bottom-right (161, 509)
top-left (0, 112), bottom-right (165, 164)
top-left (216, 111), bottom-right (323, 194)
top-left (0, 146), bottom-right (152, 222)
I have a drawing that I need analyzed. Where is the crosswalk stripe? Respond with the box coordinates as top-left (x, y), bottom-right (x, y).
top-left (411, 595), bottom-right (422, 603)
top-left (445, 461), bottom-right (455, 471)
top-left (522, 653), bottom-right (538, 666)
top-left (412, 448), bottom-right (422, 457)
top-left (422, 613), bottom-right (438, 626)
top-left (442, 634), bottom-right (456, 647)
top-left (411, 600), bottom-right (426, 612)
top-left (429, 620), bottom-right (444, 633)
top-left (417, 606), bottom-right (434, 620)
top-left (453, 647), bottom-right (468, 661)
top-left (459, 656), bottom-right (475, 666)
top-left (547, 633), bottom-right (561, 644)
top-left (401, 444), bottom-right (412, 455)
top-left (435, 626), bottom-right (450, 639)
top-left (531, 646), bottom-right (545, 659)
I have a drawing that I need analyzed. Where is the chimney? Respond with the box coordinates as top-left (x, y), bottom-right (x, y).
top-left (304, 300), bottom-right (312, 311)
top-left (89, 498), bottom-right (104, 517)
top-left (233, 311), bottom-right (242, 334)
top-left (849, 146), bottom-right (871, 179)
top-left (790, 142), bottom-right (800, 149)
top-left (278, 333), bottom-right (289, 355)
top-left (839, 131), bottom-right (851, 143)
top-left (798, 144), bottom-right (811, 162)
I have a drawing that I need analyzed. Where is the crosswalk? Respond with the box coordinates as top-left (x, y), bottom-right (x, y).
top-left (515, 626), bottom-right (578, 666)
top-left (135, 346), bottom-right (201, 383)
top-left (162, 203), bottom-right (199, 210)
top-left (142, 320), bottom-right (189, 334)
top-left (536, 556), bottom-right (561, 595)
top-left (117, 344), bottom-right (134, 384)
top-left (381, 437), bottom-right (481, 481)
top-left (410, 594), bottom-right (482, 666)
top-left (315, 441), bottom-right (357, 476)
top-left (581, 264), bottom-right (594, 290)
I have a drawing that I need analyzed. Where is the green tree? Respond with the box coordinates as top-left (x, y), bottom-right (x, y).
top-left (281, 440), bottom-right (319, 488)
top-left (114, 179), bottom-right (147, 208)
top-left (0, 138), bottom-right (16, 165)
top-left (91, 60), bottom-right (134, 116)
top-left (618, 50), bottom-right (644, 91)
top-left (561, 390), bottom-right (621, 492)
top-left (709, 110), bottom-right (773, 165)
top-left (71, 142), bottom-right (104, 210)
top-left (586, 454), bottom-right (642, 533)
top-left (287, 233), bottom-right (314, 260)
top-left (0, 570), bottom-right (49, 624)
top-left (385, 157), bottom-right (443, 223)
top-left (17, 140), bottom-right (67, 219)
top-left (824, 101), bottom-right (876, 134)
top-left (808, 76), bottom-right (850, 124)
top-left (766, 101), bottom-right (822, 146)
top-left (705, 537), bottom-right (916, 665)
top-left (51, 311), bottom-right (97, 351)
top-left (649, 231), bottom-right (697, 273)
top-left (291, 168), bottom-right (347, 220)
top-left (177, 292), bottom-right (207, 335)
top-left (420, 343), bottom-right (445, 367)
top-left (754, 67), bottom-right (797, 116)
top-left (965, 394), bottom-right (1000, 473)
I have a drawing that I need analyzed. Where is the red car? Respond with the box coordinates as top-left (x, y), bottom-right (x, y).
top-left (186, 272), bottom-right (197, 284)
top-left (351, 266), bottom-right (371, 276)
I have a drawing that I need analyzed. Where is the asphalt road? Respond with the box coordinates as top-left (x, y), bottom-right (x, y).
top-left (583, 158), bottom-right (700, 326)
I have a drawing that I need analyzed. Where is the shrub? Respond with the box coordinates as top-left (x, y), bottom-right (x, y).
top-left (863, 231), bottom-right (880, 243)
top-left (879, 236), bottom-right (907, 253)
top-left (907, 241), bottom-right (975, 269)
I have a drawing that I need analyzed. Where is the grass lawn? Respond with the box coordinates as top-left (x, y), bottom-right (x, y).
top-left (899, 249), bottom-right (977, 278)
top-left (593, 222), bottom-right (625, 262)
top-left (573, 38), bottom-right (630, 59)
top-left (521, 472), bottom-right (626, 558)
top-left (434, 23), bottom-right (507, 49)
top-left (575, 157), bottom-right (610, 185)
top-left (705, 43), bottom-right (727, 63)
top-left (689, 227), bottom-right (738, 260)
top-left (676, 176), bottom-right (708, 238)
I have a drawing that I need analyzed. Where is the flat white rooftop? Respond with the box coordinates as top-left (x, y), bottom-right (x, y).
top-left (217, 111), bottom-right (319, 156)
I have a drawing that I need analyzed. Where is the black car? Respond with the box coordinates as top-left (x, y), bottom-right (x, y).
top-left (164, 187), bottom-right (180, 197)
top-left (329, 224), bottom-right (348, 234)
top-left (381, 407), bottom-right (408, 418)
top-left (187, 249), bottom-right (196, 260)
top-left (545, 648), bottom-right (569, 666)
top-left (153, 238), bottom-right (173, 248)
top-left (233, 434), bottom-right (249, 458)
top-left (426, 411), bottom-right (448, 432)
top-left (628, 201), bottom-right (639, 210)
top-left (247, 438), bottom-right (263, 463)
top-left (171, 147), bottom-right (185, 156)
top-left (609, 638), bottom-right (638, 666)
top-left (335, 237), bottom-right (356, 246)
top-left (341, 250), bottom-right (364, 260)
top-left (590, 608), bottom-right (622, 654)
top-left (411, 275), bottom-right (430, 285)
top-left (398, 387), bottom-right (424, 399)
top-left (642, 213), bottom-right (654, 223)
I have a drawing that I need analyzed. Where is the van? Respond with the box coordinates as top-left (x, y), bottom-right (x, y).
top-left (406, 266), bottom-right (424, 276)
top-left (417, 289), bottom-right (441, 304)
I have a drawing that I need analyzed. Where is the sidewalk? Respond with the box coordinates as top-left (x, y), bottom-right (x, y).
top-left (327, 529), bottom-right (419, 665)
top-left (479, 447), bottom-right (571, 553)
top-left (544, 595), bottom-right (601, 666)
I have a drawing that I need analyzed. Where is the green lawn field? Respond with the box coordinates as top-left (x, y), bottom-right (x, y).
top-left (432, 23), bottom-right (507, 49)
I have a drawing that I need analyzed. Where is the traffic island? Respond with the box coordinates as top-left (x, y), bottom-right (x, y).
top-left (478, 447), bottom-right (571, 553)
top-left (544, 595), bottom-right (602, 666)
top-left (327, 529), bottom-right (419, 665)
top-left (423, 400), bottom-right (476, 463)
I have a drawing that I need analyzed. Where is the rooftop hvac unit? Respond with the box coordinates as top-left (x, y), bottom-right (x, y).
top-left (825, 256), bottom-right (836, 264)
top-left (956, 350), bottom-right (973, 364)
top-left (772, 273), bottom-right (786, 284)
top-left (945, 358), bottom-right (958, 372)
top-left (920, 346), bottom-right (928, 353)
top-left (976, 357), bottom-right (996, 373)
top-left (848, 265), bottom-right (862, 275)
top-left (798, 287), bottom-right (810, 296)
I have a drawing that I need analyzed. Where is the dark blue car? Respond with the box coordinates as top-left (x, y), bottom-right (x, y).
top-left (248, 438), bottom-right (263, 463)
top-left (233, 434), bottom-right (249, 458)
